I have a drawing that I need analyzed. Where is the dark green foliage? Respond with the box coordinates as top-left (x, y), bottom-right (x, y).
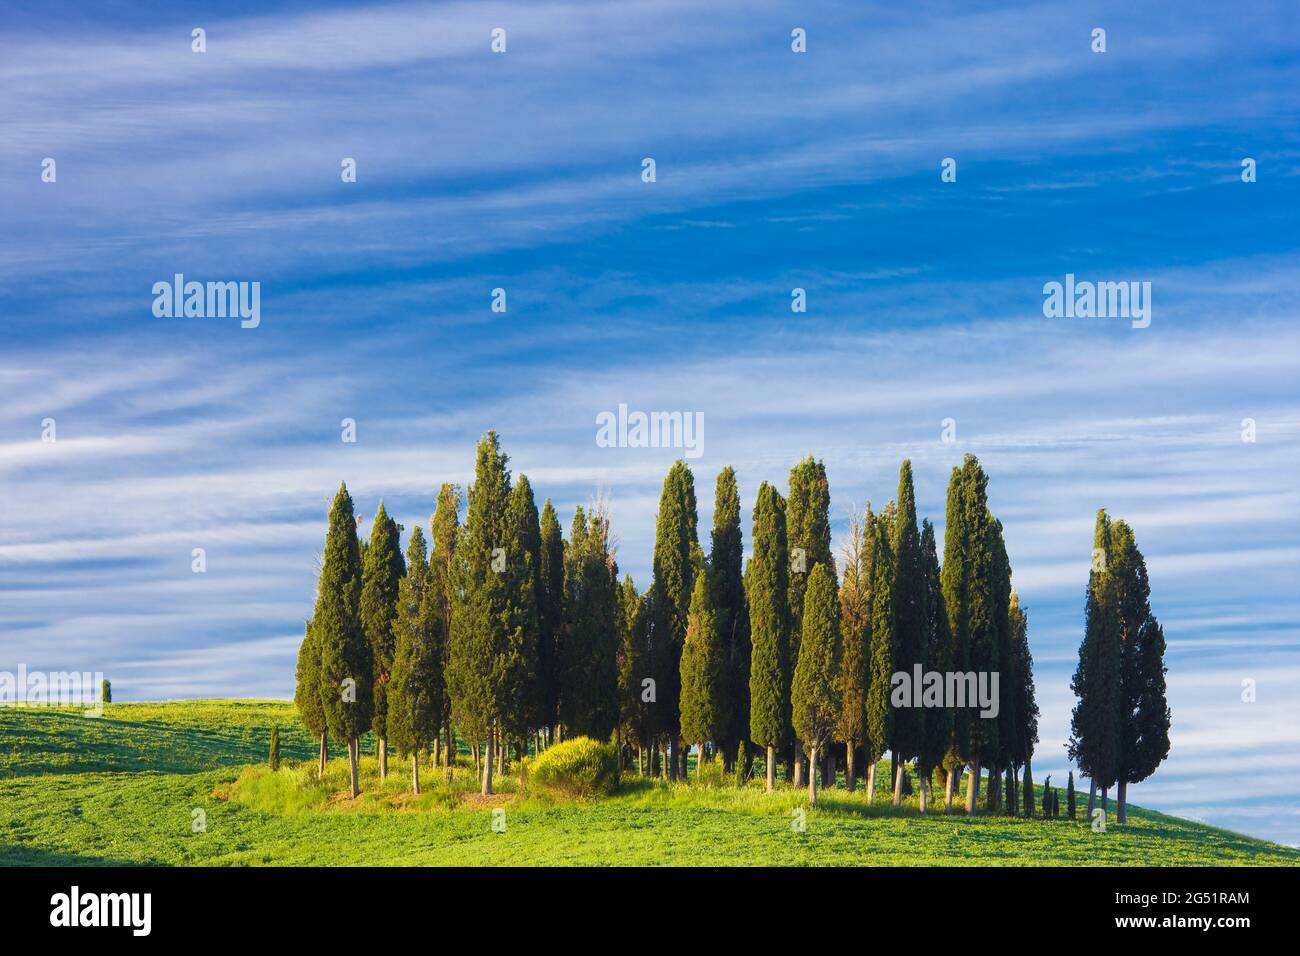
top-left (1067, 771), bottom-right (1077, 819)
top-left (617, 576), bottom-right (649, 750)
top-left (428, 484), bottom-right (460, 741)
top-left (791, 564), bottom-right (842, 752)
top-left (447, 433), bottom-right (516, 742)
top-left (360, 501), bottom-right (405, 742)
top-left (787, 456), bottom-right (832, 649)
top-left (537, 500), bottom-right (565, 733)
top-left (315, 482), bottom-right (373, 745)
top-left (294, 619), bottom-right (326, 739)
top-left (651, 461), bottom-right (699, 746)
top-left (100, 680), bottom-right (111, 704)
top-left (890, 461), bottom-right (926, 764)
top-left (747, 482), bottom-right (790, 750)
top-left (388, 525), bottom-right (443, 759)
top-left (502, 475), bottom-right (541, 740)
top-left (835, 506), bottom-right (872, 754)
top-left (988, 519), bottom-right (1014, 775)
top-left (679, 572), bottom-right (724, 749)
top-left (1069, 511), bottom-right (1123, 790)
top-left (1008, 591), bottom-right (1039, 770)
top-left (1023, 761), bottom-right (1035, 817)
top-left (269, 725), bottom-right (280, 770)
top-left (560, 507), bottom-right (620, 740)
top-left (710, 468), bottom-right (749, 762)
top-left (866, 511), bottom-right (895, 768)
top-left (918, 520), bottom-right (953, 777)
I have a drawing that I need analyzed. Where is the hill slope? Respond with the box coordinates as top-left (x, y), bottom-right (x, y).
top-left (1, 701), bottom-right (1295, 867)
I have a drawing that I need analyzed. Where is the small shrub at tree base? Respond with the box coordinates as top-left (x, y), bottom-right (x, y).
top-left (525, 737), bottom-right (618, 797)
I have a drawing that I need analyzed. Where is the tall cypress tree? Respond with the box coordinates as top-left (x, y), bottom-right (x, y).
top-left (1008, 590), bottom-right (1039, 813)
top-left (791, 563), bottom-right (842, 806)
top-left (1069, 510), bottom-right (1123, 815)
top-left (1112, 520), bottom-right (1171, 823)
top-left (710, 467), bottom-right (749, 768)
top-left (651, 461), bottom-right (698, 778)
top-left (835, 505), bottom-right (873, 792)
top-left (787, 456), bottom-right (831, 785)
top-left (747, 481), bottom-right (790, 792)
top-left (388, 524), bottom-right (442, 795)
top-left (865, 510), bottom-right (895, 803)
top-left (560, 506), bottom-right (621, 741)
top-left (986, 517), bottom-right (1014, 810)
top-left (679, 572), bottom-right (724, 773)
top-left (448, 432), bottom-right (514, 795)
top-left (617, 575), bottom-right (649, 769)
top-left (294, 617), bottom-right (328, 777)
top-left (537, 499), bottom-right (565, 742)
top-left (315, 482), bottom-right (371, 798)
top-left (918, 519), bottom-right (952, 813)
top-left (360, 500), bottom-right (405, 780)
top-left (428, 483), bottom-right (460, 767)
top-left (890, 461), bottom-right (926, 805)
top-left (502, 475), bottom-right (541, 753)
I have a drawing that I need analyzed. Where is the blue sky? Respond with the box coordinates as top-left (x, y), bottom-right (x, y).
top-left (1, 1), bottom-right (1298, 844)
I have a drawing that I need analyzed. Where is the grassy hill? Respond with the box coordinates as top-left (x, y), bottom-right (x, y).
top-left (2, 700), bottom-right (1296, 867)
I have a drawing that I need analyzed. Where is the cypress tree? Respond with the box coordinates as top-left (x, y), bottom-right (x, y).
top-left (1022, 760), bottom-right (1034, 817)
top-left (865, 510), bottom-right (895, 804)
top-left (1112, 520), bottom-right (1171, 823)
top-left (448, 432), bottom-right (514, 795)
top-left (503, 475), bottom-right (541, 752)
top-left (787, 456), bottom-right (832, 785)
top-left (294, 619), bottom-right (329, 776)
top-left (835, 505), bottom-right (872, 792)
top-left (101, 679), bottom-right (111, 704)
top-left (269, 725), bottom-right (280, 771)
top-left (617, 575), bottom-right (649, 770)
top-left (428, 484), bottom-right (460, 767)
top-left (747, 481), bottom-right (790, 792)
top-left (560, 506), bottom-right (621, 741)
top-left (1067, 771), bottom-right (1077, 819)
top-left (537, 500), bottom-right (565, 742)
top-left (985, 518), bottom-right (1014, 812)
top-left (890, 461), bottom-right (926, 806)
top-left (918, 520), bottom-right (953, 814)
top-left (314, 482), bottom-right (371, 798)
top-left (679, 572), bottom-right (724, 774)
top-left (388, 524), bottom-right (443, 795)
top-left (651, 461), bottom-right (699, 779)
top-left (1069, 510), bottom-right (1123, 815)
top-left (710, 467), bottom-right (749, 771)
top-left (360, 500), bottom-right (405, 781)
top-left (1008, 591), bottom-right (1039, 816)
top-left (791, 563), bottom-right (842, 807)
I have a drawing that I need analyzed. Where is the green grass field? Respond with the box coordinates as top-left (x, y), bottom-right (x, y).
top-left (2, 700), bottom-right (1296, 866)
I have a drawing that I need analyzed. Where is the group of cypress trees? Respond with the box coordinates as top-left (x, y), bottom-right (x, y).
top-left (294, 435), bottom-right (1163, 817)
top-left (1068, 510), bottom-right (1171, 823)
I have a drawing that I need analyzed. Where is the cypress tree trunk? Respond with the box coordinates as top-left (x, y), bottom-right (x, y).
top-left (845, 744), bottom-right (857, 792)
top-left (318, 732), bottom-right (328, 778)
top-left (866, 763), bottom-right (876, 803)
top-left (893, 760), bottom-right (904, 807)
top-left (1087, 776), bottom-right (1097, 817)
top-left (794, 741), bottom-right (804, 787)
top-left (482, 731), bottom-right (495, 796)
top-left (473, 743), bottom-right (480, 780)
top-left (496, 729), bottom-right (505, 776)
top-left (808, 744), bottom-right (819, 806)
top-left (348, 737), bottom-right (360, 798)
top-left (965, 760), bottom-right (980, 814)
top-left (412, 753), bottom-right (421, 795)
top-left (766, 745), bottom-right (776, 792)
top-left (1101, 786), bottom-right (1108, 816)
top-left (918, 766), bottom-right (928, 814)
top-left (378, 737), bottom-right (387, 781)
top-left (667, 738), bottom-right (678, 781)
top-left (433, 736), bottom-right (440, 768)
top-left (696, 742), bottom-right (704, 781)
top-left (944, 768), bottom-right (955, 813)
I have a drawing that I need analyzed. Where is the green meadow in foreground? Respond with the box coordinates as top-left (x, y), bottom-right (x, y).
top-left (1, 701), bottom-right (1295, 867)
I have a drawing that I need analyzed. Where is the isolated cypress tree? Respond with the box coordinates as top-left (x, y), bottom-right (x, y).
top-left (1069, 510), bottom-right (1123, 815)
top-left (865, 511), bottom-right (895, 803)
top-left (710, 467), bottom-right (749, 769)
top-left (269, 725), bottom-right (280, 770)
top-left (428, 483), bottom-right (460, 766)
top-left (1022, 761), bottom-right (1034, 817)
top-left (389, 524), bottom-right (443, 795)
top-left (791, 564), bottom-right (842, 807)
top-left (560, 506), bottom-right (621, 741)
top-left (1112, 520), bottom-right (1171, 823)
top-left (360, 500), bottom-right (405, 780)
top-left (679, 573), bottom-right (724, 773)
top-left (448, 432), bottom-right (515, 795)
top-left (315, 482), bottom-right (372, 798)
top-left (294, 619), bottom-right (329, 776)
top-left (651, 461), bottom-right (699, 778)
top-left (835, 505), bottom-right (872, 792)
top-left (890, 461), bottom-right (926, 806)
top-left (918, 520), bottom-right (953, 813)
top-left (537, 499), bottom-right (565, 741)
top-left (747, 481), bottom-right (790, 792)
top-left (100, 679), bottom-right (111, 704)
top-left (1067, 771), bottom-right (1077, 819)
